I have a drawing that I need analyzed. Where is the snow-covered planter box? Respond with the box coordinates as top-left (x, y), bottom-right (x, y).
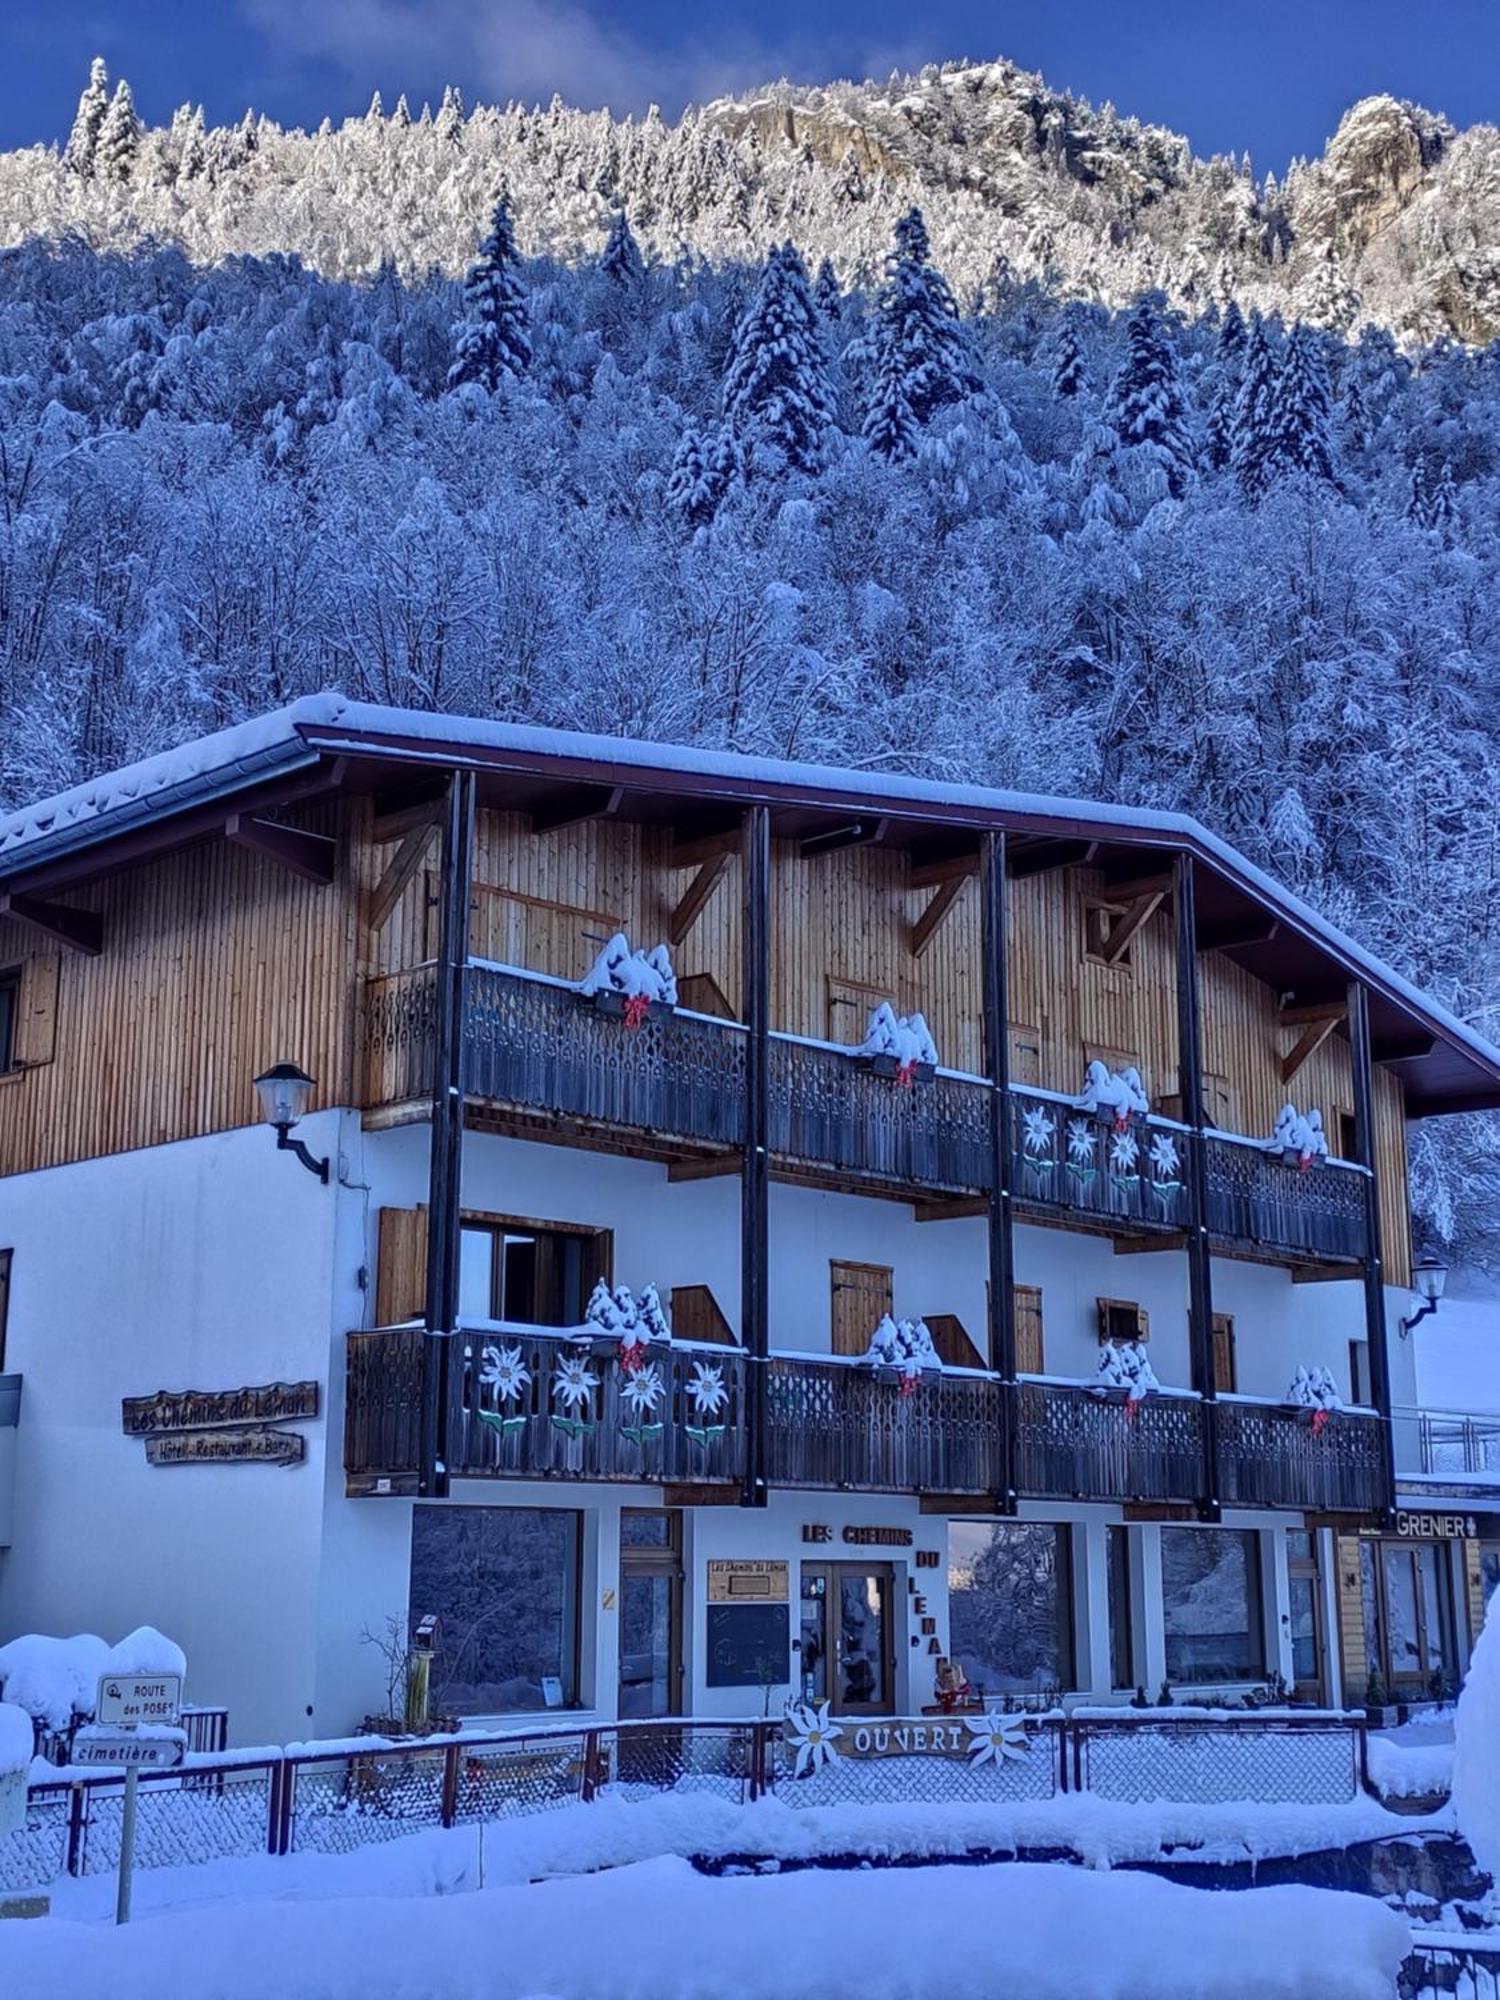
top-left (854, 1004), bottom-right (938, 1083)
top-left (862, 1314), bottom-right (942, 1388)
top-left (578, 933), bottom-right (677, 1024)
top-left (586, 987), bottom-right (674, 1024)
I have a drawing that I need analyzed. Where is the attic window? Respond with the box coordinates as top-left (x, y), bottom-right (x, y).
top-left (1098, 1298), bottom-right (1149, 1345)
top-left (1083, 896), bottom-right (1134, 967)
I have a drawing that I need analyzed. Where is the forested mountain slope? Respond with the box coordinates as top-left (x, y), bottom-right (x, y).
top-left (2, 61), bottom-right (1500, 1248)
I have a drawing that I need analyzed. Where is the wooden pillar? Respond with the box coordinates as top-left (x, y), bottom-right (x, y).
top-left (420, 767), bottom-right (475, 1501)
top-left (1348, 979), bottom-right (1397, 1526)
top-left (741, 804), bottom-right (771, 1508)
top-left (1174, 854), bottom-right (1220, 1521)
top-left (981, 830), bottom-right (1018, 1512)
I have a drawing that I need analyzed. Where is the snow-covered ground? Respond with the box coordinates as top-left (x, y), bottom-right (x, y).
top-left (0, 1851), bottom-right (1411, 2000)
top-left (1366, 1717), bottom-right (1456, 1802)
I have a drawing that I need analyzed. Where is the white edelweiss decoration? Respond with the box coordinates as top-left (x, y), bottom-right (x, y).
top-left (1066, 1116), bottom-right (1096, 1166)
top-left (1109, 1126), bottom-right (1140, 1173)
top-left (479, 1343), bottom-right (531, 1406)
top-left (965, 1713), bottom-right (1031, 1766)
top-left (688, 1360), bottom-right (729, 1418)
top-left (1021, 1103), bottom-right (1056, 1156)
top-left (1148, 1131), bottom-right (1180, 1180)
top-left (620, 1362), bottom-right (666, 1418)
top-left (552, 1353), bottom-right (600, 1414)
top-left (785, 1700), bottom-right (843, 1777)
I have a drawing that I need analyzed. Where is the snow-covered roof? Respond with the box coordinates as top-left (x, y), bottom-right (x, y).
top-left (4, 693), bottom-right (1500, 1106)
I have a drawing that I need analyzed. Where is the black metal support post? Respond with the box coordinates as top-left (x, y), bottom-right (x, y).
top-left (420, 767), bottom-right (476, 1501)
top-left (1349, 979), bottom-right (1398, 1526)
top-left (1175, 854), bottom-right (1221, 1521)
top-left (741, 804), bottom-right (771, 1508)
top-left (981, 830), bottom-right (1018, 1512)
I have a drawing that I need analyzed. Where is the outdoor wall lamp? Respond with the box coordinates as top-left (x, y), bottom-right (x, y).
top-left (1398, 1253), bottom-right (1448, 1338)
top-left (253, 1061), bottom-right (330, 1183)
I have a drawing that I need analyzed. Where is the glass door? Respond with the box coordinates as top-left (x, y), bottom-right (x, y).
top-left (1286, 1531), bottom-right (1325, 1703)
top-left (799, 1564), bottom-right (894, 1715)
top-left (618, 1510), bottom-right (682, 1719)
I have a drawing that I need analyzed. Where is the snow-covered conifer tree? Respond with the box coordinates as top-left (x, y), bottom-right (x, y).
top-left (447, 192), bottom-right (532, 391)
top-left (1050, 309), bottom-right (1087, 398)
top-left (95, 80), bottom-right (142, 183)
top-left (1230, 315), bottom-right (1280, 500)
top-left (1427, 459), bottom-right (1459, 542)
top-left (720, 241), bottom-right (835, 474)
top-left (1104, 294), bottom-right (1194, 494)
top-left (600, 209), bottom-right (645, 285)
top-left (1270, 322), bottom-right (1335, 482)
top-left (813, 258), bottom-right (842, 323)
top-left (64, 58), bottom-right (111, 177)
top-left (862, 207), bottom-right (980, 449)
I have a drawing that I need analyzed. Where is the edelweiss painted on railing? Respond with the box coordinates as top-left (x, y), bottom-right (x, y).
top-left (1011, 1091), bottom-right (1189, 1234)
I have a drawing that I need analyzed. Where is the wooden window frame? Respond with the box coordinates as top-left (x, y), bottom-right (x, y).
top-left (1212, 1312), bottom-right (1237, 1395)
top-left (1082, 896), bottom-right (1136, 969)
top-left (0, 967), bottom-right (19, 1075)
top-left (1348, 1339), bottom-right (1371, 1407)
top-left (1097, 1297), bottom-right (1150, 1344)
top-left (460, 1211), bottom-right (613, 1326)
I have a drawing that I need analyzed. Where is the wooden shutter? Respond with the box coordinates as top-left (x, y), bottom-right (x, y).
top-left (676, 972), bottom-right (738, 1022)
top-left (1008, 1023), bottom-right (1043, 1087)
top-left (926, 1314), bottom-right (984, 1369)
top-left (1098, 1298), bottom-right (1149, 1343)
top-left (1212, 1313), bottom-right (1237, 1394)
top-left (830, 1261), bottom-right (893, 1357)
top-left (1015, 1285), bottom-right (1044, 1375)
top-left (670, 1284), bottom-right (735, 1345)
top-left (826, 976), bottom-right (892, 1045)
top-left (1335, 1534), bottom-right (1368, 1699)
top-left (13, 954), bottom-right (59, 1068)
top-left (376, 1207), bottom-right (428, 1325)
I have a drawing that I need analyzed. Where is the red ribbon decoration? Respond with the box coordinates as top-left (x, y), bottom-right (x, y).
top-left (899, 1373), bottom-right (920, 1399)
top-left (1125, 1395), bottom-right (1141, 1423)
top-left (619, 1340), bottom-right (644, 1374)
top-left (896, 1060), bottom-right (916, 1088)
top-left (622, 993), bottom-right (651, 1031)
top-left (1114, 1112), bottom-right (1131, 1136)
top-left (1311, 1406), bottom-right (1330, 1438)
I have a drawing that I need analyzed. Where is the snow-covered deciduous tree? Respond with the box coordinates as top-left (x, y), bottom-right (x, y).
top-left (447, 192), bottom-right (532, 392)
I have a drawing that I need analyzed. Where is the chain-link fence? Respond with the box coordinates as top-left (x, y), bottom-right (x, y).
top-left (1403, 1939), bottom-right (1500, 2000)
top-left (0, 1711), bottom-right (1376, 1894)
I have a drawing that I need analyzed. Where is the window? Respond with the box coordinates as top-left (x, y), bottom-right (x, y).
top-left (619, 1509), bottom-right (683, 1720)
top-left (409, 1506), bottom-right (581, 1715)
top-left (459, 1218), bottom-right (609, 1327)
top-left (1015, 1285), bottom-right (1044, 1375)
top-left (1337, 1112), bottom-right (1361, 1163)
top-left (1361, 1537), bottom-right (1458, 1693)
top-left (1107, 1526), bottom-right (1135, 1691)
top-left (1098, 1298), bottom-right (1149, 1345)
top-left (1348, 1340), bottom-right (1371, 1407)
top-left (1083, 897), bottom-right (1138, 967)
top-left (1212, 1313), bottom-right (1237, 1394)
top-left (0, 970), bottom-right (17, 1074)
top-left (948, 1521), bottom-right (1074, 1697)
top-left (830, 1261), bottom-right (892, 1358)
top-left (1161, 1528), bottom-right (1265, 1685)
top-left (0, 1249), bottom-right (9, 1372)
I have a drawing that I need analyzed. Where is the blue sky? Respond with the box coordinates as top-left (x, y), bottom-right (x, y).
top-left (2, 1), bottom-right (1497, 170)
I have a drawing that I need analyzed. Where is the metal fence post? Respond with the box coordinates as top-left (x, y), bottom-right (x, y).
top-left (440, 1742), bottom-right (461, 1829)
top-left (580, 1731), bottom-right (601, 1804)
top-left (66, 1781), bottom-right (88, 1878)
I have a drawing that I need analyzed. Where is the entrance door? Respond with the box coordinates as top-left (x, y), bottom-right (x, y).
top-left (1286, 1530), bottom-right (1326, 1703)
top-left (618, 1510), bottom-right (683, 1719)
top-left (799, 1564), bottom-right (895, 1715)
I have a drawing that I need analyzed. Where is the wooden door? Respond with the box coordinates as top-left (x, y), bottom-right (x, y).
top-left (1015, 1285), bottom-right (1044, 1375)
top-left (1212, 1313), bottom-right (1237, 1394)
top-left (830, 1261), bottom-right (893, 1357)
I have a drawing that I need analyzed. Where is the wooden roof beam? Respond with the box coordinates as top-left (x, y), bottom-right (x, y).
top-left (0, 891), bottom-right (102, 955)
top-left (668, 852), bottom-right (731, 946)
top-left (225, 812), bottom-right (336, 886)
top-left (366, 818), bottom-right (438, 934)
top-left (1097, 889), bottom-right (1166, 967)
top-left (1280, 999), bottom-right (1346, 1027)
top-left (670, 817), bottom-right (742, 867)
top-left (909, 850), bottom-right (980, 890)
top-left (1281, 1014), bottom-right (1340, 1086)
top-left (529, 783), bottom-right (624, 835)
top-left (910, 873), bottom-right (968, 958)
top-left (1198, 915), bottom-right (1279, 954)
top-left (1007, 838), bottom-right (1097, 880)
top-left (797, 817), bottom-right (889, 859)
top-left (370, 792), bottom-right (445, 844)
top-left (1098, 868), bottom-right (1175, 902)
top-left (1372, 1031), bottom-right (1437, 1064)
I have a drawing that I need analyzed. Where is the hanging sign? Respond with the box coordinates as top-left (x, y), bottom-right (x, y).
top-left (122, 1382), bottom-right (319, 1437)
top-left (144, 1428), bottom-right (306, 1468)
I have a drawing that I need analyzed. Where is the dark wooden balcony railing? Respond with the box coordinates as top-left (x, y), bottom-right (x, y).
top-left (762, 1356), bottom-right (1004, 1493)
top-left (1202, 1135), bottom-right (1368, 1264)
top-left (345, 1325), bottom-right (747, 1489)
top-left (1010, 1092), bottom-right (1192, 1236)
top-left (360, 965), bottom-right (1371, 1265)
top-left (1213, 1399), bottom-right (1386, 1513)
top-left (1014, 1381), bottom-right (1208, 1503)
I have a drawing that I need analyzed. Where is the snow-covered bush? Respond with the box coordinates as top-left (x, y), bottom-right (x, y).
top-left (1284, 1364), bottom-right (1343, 1412)
top-left (579, 933), bottom-right (678, 1006)
top-left (861, 1313), bottom-right (941, 1379)
top-left (583, 1277), bottom-right (672, 1360)
top-left (1093, 1341), bottom-right (1160, 1402)
top-left (0, 1624), bottom-right (185, 1737)
top-left (857, 1002), bottom-right (939, 1071)
top-left (1266, 1104), bottom-right (1329, 1166)
top-left (1080, 1062), bottom-right (1150, 1122)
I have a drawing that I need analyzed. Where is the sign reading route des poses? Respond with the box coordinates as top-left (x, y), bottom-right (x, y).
top-left (97, 1674), bottom-right (183, 1727)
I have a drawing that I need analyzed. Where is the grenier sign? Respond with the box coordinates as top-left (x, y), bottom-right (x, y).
top-left (1392, 1511), bottom-right (1478, 1541)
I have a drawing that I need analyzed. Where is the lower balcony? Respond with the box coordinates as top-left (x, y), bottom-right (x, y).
top-left (1014, 1380), bottom-right (1207, 1504)
top-left (763, 1355), bottom-right (1003, 1493)
top-left (1214, 1398), bottom-right (1386, 1513)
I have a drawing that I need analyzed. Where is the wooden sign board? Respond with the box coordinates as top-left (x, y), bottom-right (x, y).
top-left (707, 1559), bottom-right (789, 1603)
top-left (122, 1381), bottom-right (319, 1438)
top-left (144, 1427), bottom-right (306, 1468)
top-left (98, 1675), bottom-right (181, 1727)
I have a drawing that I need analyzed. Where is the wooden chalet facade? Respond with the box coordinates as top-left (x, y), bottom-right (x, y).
top-left (0, 695), bottom-right (1495, 1737)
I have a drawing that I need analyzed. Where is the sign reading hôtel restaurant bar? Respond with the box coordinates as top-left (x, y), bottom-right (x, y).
top-left (122, 1381), bottom-right (319, 1467)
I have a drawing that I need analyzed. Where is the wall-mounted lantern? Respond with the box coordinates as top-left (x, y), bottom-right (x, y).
top-left (253, 1061), bottom-right (330, 1184)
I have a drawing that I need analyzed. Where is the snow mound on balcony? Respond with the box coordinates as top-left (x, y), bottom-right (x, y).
top-left (1453, 1590), bottom-right (1500, 1889)
top-left (0, 1852), bottom-right (1411, 2000)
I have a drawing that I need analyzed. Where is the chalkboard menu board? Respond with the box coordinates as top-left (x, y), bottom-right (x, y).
top-left (706, 1602), bottom-right (789, 1687)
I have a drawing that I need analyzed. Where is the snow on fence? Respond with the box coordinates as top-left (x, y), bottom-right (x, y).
top-left (0, 1711), bottom-right (1377, 1894)
top-left (1404, 1936), bottom-right (1500, 2000)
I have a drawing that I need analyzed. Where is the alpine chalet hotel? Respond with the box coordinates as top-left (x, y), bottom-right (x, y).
top-left (0, 697), bottom-right (1493, 1743)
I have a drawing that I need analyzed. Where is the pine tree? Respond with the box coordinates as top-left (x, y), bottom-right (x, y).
top-left (1050, 310), bottom-right (1087, 399)
top-left (668, 428), bottom-right (737, 526)
top-left (720, 242), bottom-right (835, 474)
top-left (1270, 323), bottom-right (1335, 482)
top-left (1104, 294), bottom-right (1195, 495)
top-left (863, 207), bottom-right (980, 453)
top-left (600, 209), bottom-right (644, 286)
top-left (1340, 374), bottom-right (1369, 451)
top-left (1428, 459), bottom-right (1459, 542)
top-left (64, 57), bottom-right (110, 177)
top-left (1406, 461), bottom-right (1431, 528)
top-left (813, 258), bottom-right (842, 324)
top-left (1217, 298), bottom-right (1247, 368)
top-left (447, 193), bottom-right (532, 392)
top-left (95, 80), bottom-right (141, 184)
top-left (1230, 315), bottom-right (1280, 500)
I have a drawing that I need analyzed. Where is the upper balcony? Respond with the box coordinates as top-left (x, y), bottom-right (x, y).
top-left (362, 962), bottom-right (1371, 1270)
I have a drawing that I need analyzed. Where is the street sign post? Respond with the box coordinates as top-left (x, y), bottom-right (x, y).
top-left (89, 1673), bottom-right (186, 1924)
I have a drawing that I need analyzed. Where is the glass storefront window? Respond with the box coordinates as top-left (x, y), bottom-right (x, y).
top-left (409, 1506), bottom-right (580, 1715)
top-left (1358, 1538), bottom-right (1458, 1696)
top-left (948, 1522), bottom-right (1074, 1697)
top-left (1161, 1528), bottom-right (1264, 1684)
